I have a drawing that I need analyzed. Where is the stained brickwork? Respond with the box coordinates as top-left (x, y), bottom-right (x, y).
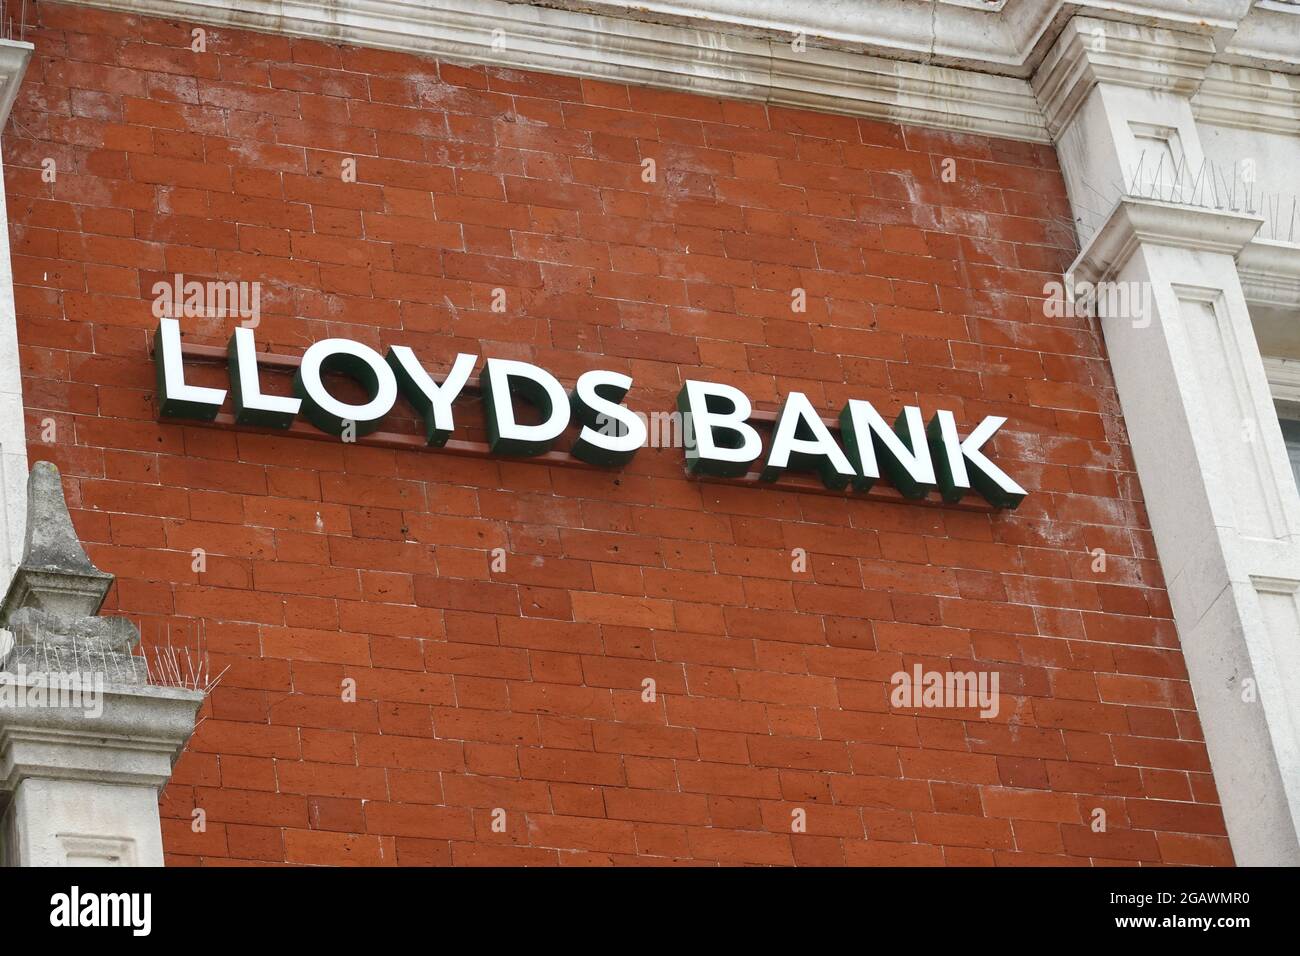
top-left (4, 1), bottom-right (1231, 865)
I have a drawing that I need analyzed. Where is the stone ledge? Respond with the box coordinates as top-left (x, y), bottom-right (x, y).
top-left (0, 679), bottom-right (204, 791)
top-left (1070, 198), bottom-right (1264, 287)
top-left (1238, 238), bottom-right (1300, 309)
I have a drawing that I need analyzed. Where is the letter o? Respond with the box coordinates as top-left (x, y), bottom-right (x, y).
top-left (294, 338), bottom-right (398, 436)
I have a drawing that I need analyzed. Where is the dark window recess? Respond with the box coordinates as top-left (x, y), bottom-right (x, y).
top-left (1278, 414), bottom-right (1300, 492)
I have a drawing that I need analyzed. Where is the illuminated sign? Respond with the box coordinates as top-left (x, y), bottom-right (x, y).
top-left (154, 319), bottom-right (1026, 509)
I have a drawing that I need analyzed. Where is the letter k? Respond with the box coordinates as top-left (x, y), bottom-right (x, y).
top-left (928, 411), bottom-right (1027, 509)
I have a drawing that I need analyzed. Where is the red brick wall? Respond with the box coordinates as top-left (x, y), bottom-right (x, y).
top-left (4, 1), bottom-right (1232, 865)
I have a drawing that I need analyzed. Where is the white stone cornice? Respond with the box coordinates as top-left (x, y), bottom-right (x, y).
top-left (1222, 0), bottom-right (1300, 72)
top-left (1195, 63), bottom-right (1300, 136)
top-left (1070, 197), bottom-right (1264, 286)
top-left (764, 44), bottom-right (1047, 142)
top-left (509, 0), bottom-right (1253, 74)
top-left (50, 0), bottom-right (1300, 145)
top-left (68, 0), bottom-right (1054, 142)
top-left (1264, 355), bottom-right (1300, 404)
top-left (520, 0), bottom-right (1048, 73)
top-left (1032, 16), bottom-right (1216, 138)
top-left (1238, 238), bottom-right (1300, 309)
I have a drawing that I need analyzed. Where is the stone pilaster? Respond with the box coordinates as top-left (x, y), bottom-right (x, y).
top-left (0, 38), bottom-right (34, 589)
top-left (1035, 16), bottom-right (1300, 865)
top-left (0, 462), bottom-right (203, 867)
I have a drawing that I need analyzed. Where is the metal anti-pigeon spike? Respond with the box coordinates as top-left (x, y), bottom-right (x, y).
top-left (1129, 152), bottom-right (1146, 196)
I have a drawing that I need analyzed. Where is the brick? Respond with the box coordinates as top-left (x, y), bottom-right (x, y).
top-left (12, 2), bottom-right (1219, 871)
